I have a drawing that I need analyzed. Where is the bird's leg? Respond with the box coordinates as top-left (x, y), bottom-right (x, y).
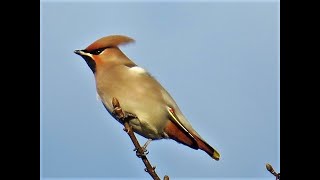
top-left (142, 139), bottom-right (152, 150)
top-left (135, 139), bottom-right (152, 158)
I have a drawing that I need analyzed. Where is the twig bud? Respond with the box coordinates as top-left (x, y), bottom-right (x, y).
top-left (266, 163), bottom-right (275, 173)
top-left (112, 97), bottom-right (120, 108)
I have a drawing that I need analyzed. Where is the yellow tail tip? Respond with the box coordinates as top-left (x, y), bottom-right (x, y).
top-left (213, 150), bottom-right (220, 161)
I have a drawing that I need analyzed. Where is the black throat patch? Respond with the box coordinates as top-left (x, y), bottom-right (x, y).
top-left (82, 56), bottom-right (96, 73)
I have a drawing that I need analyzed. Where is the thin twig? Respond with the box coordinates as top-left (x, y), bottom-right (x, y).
top-left (266, 163), bottom-right (280, 180)
top-left (112, 97), bottom-right (169, 180)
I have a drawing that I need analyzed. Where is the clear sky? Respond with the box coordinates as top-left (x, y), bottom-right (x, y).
top-left (40, 0), bottom-right (279, 179)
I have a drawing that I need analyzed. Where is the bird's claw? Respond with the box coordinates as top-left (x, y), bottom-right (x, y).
top-left (134, 147), bottom-right (149, 158)
top-left (134, 139), bottom-right (152, 158)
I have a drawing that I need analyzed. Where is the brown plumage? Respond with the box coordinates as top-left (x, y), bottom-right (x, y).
top-left (85, 35), bottom-right (134, 52)
top-left (74, 35), bottom-right (220, 160)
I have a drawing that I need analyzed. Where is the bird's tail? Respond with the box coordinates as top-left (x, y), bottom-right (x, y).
top-left (193, 135), bottom-right (220, 161)
top-left (163, 116), bottom-right (220, 160)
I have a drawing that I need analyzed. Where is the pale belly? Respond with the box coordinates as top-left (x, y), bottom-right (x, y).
top-left (95, 69), bottom-right (169, 139)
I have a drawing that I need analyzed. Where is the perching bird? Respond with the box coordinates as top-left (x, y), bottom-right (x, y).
top-left (74, 35), bottom-right (220, 160)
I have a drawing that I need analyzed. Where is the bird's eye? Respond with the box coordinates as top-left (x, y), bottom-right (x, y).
top-left (91, 48), bottom-right (104, 55)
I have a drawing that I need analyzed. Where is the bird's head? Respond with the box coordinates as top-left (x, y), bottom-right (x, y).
top-left (74, 35), bottom-right (135, 73)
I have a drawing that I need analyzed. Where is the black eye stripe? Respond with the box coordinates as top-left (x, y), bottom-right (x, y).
top-left (90, 48), bottom-right (106, 55)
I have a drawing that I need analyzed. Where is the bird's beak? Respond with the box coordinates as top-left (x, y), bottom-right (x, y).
top-left (74, 49), bottom-right (84, 56)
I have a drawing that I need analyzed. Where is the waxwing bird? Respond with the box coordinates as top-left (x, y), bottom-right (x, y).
top-left (74, 35), bottom-right (220, 160)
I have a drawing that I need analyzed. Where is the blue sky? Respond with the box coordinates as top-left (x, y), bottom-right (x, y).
top-left (40, 0), bottom-right (279, 179)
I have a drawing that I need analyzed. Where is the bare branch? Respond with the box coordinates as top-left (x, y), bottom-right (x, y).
top-left (112, 97), bottom-right (169, 180)
top-left (266, 163), bottom-right (280, 180)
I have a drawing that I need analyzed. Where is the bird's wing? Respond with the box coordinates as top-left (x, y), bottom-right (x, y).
top-left (165, 106), bottom-right (199, 149)
top-left (166, 106), bottom-right (194, 139)
top-left (159, 87), bottom-right (201, 132)
top-left (158, 81), bottom-right (204, 149)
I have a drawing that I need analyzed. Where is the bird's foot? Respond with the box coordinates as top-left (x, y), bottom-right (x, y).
top-left (134, 139), bottom-right (152, 158)
top-left (134, 147), bottom-right (149, 158)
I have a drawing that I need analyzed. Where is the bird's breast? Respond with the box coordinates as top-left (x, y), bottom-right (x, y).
top-left (95, 65), bottom-right (169, 139)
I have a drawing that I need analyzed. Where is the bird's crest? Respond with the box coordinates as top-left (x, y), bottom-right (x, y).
top-left (85, 35), bottom-right (135, 52)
